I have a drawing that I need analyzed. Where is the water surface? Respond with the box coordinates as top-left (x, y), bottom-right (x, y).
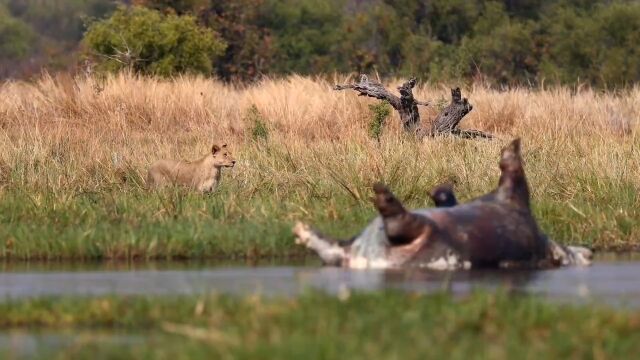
top-left (1, 255), bottom-right (640, 357)
top-left (1, 254), bottom-right (639, 307)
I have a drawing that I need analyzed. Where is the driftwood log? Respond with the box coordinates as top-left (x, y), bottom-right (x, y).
top-left (334, 75), bottom-right (492, 139)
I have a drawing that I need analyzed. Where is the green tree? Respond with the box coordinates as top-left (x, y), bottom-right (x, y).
top-left (540, 2), bottom-right (640, 87)
top-left (456, 2), bottom-right (539, 85)
top-left (0, 6), bottom-right (35, 61)
top-left (119, 0), bottom-right (272, 81)
top-left (6, 0), bottom-right (115, 42)
top-left (201, 0), bottom-right (273, 81)
top-left (261, 0), bottom-right (345, 74)
top-left (132, 0), bottom-right (209, 15)
top-left (83, 5), bottom-right (226, 76)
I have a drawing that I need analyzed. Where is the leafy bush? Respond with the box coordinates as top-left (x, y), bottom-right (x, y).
top-left (0, 5), bottom-right (35, 60)
top-left (83, 6), bottom-right (226, 76)
top-left (368, 101), bottom-right (392, 141)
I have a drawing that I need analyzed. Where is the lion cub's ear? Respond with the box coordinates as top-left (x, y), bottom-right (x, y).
top-left (212, 144), bottom-right (221, 154)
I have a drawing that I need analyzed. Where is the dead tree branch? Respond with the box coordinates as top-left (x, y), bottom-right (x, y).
top-left (335, 75), bottom-right (492, 139)
top-left (334, 75), bottom-right (428, 131)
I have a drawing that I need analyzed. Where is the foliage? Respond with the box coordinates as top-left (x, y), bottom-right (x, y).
top-left (260, 0), bottom-right (346, 75)
top-left (5, 0), bottom-right (115, 42)
top-left (0, 0), bottom-right (116, 78)
top-left (246, 104), bottom-right (269, 142)
top-left (4, 0), bottom-right (640, 86)
top-left (0, 5), bottom-right (35, 61)
top-left (540, 2), bottom-right (640, 87)
top-left (367, 100), bottom-right (392, 141)
top-left (133, 0), bottom-right (210, 15)
top-left (83, 6), bottom-right (226, 76)
top-left (202, 0), bottom-right (273, 81)
top-left (132, 0), bottom-right (273, 81)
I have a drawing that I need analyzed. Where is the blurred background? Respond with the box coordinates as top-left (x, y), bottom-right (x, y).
top-left (1, 0), bottom-right (640, 87)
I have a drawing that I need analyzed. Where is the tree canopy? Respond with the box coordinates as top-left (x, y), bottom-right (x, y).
top-left (83, 6), bottom-right (226, 76)
top-left (3, 0), bottom-right (640, 87)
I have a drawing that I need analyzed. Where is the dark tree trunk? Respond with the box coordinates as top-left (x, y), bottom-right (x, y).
top-left (334, 75), bottom-right (492, 139)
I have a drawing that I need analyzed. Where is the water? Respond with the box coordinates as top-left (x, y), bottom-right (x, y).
top-left (1, 254), bottom-right (639, 307)
top-left (1, 255), bottom-right (640, 357)
top-left (0, 330), bottom-right (149, 359)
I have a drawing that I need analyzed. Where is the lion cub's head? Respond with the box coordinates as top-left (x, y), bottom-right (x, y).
top-left (211, 144), bottom-right (236, 168)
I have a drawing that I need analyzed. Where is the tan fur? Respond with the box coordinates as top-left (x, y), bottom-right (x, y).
top-left (147, 144), bottom-right (236, 193)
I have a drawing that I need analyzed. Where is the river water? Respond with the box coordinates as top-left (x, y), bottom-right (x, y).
top-left (1, 253), bottom-right (639, 307)
top-left (1, 254), bottom-right (640, 358)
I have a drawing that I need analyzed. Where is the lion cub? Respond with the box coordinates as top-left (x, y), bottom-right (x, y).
top-left (147, 144), bottom-right (236, 193)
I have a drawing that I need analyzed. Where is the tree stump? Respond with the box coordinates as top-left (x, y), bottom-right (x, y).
top-left (421, 87), bottom-right (492, 139)
top-left (334, 75), bottom-right (492, 139)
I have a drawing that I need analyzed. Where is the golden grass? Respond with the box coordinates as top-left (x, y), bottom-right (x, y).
top-left (0, 72), bottom-right (639, 250)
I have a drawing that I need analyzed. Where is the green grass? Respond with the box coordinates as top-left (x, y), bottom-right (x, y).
top-left (0, 170), bottom-right (638, 260)
top-left (0, 291), bottom-right (639, 359)
top-left (0, 184), bottom-right (376, 260)
top-left (1, 137), bottom-right (639, 261)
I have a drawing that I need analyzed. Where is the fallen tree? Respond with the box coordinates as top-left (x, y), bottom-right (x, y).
top-left (334, 75), bottom-right (492, 139)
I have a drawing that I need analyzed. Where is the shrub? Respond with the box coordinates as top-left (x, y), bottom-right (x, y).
top-left (83, 6), bottom-right (226, 76)
top-left (368, 101), bottom-right (392, 142)
top-left (0, 6), bottom-right (36, 60)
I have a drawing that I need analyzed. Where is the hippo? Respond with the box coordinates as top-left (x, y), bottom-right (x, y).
top-left (293, 138), bottom-right (592, 270)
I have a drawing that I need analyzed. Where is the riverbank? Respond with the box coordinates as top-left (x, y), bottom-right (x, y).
top-left (0, 291), bottom-right (639, 359)
top-left (0, 74), bottom-right (638, 260)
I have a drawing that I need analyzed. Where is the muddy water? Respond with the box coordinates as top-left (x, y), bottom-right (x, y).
top-left (1, 254), bottom-right (639, 307)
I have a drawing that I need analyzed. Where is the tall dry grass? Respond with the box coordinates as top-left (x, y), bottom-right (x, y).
top-left (0, 73), bottom-right (639, 256)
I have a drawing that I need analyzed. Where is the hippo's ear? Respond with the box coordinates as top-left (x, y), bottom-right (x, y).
top-left (429, 183), bottom-right (458, 208)
top-left (212, 144), bottom-right (221, 154)
top-left (506, 138), bottom-right (521, 155)
top-left (500, 138), bottom-right (523, 169)
top-left (503, 138), bottom-right (521, 156)
top-left (372, 182), bottom-right (389, 194)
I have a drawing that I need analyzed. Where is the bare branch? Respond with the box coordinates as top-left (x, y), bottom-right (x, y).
top-left (334, 75), bottom-right (401, 109)
top-left (335, 75), bottom-right (490, 138)
top-left (335, 75), bottom-right (431, 131)
top-left (451, 128), bottom-right (494, 139)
